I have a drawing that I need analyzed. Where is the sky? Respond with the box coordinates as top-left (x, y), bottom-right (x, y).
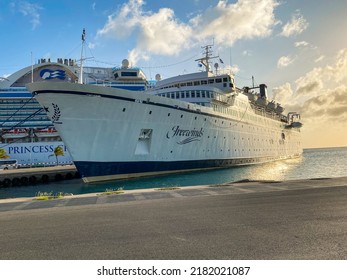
top-left (0, 0), bottom-right (346, 148)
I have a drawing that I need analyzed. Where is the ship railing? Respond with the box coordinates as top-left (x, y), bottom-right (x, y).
top-left (252, 104), bottom-right (287, 122)
top-left (211, 92), bottom-right (236, 106)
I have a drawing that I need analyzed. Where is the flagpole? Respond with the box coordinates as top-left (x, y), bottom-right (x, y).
top-left (79, 28), bottom-right (85, 84)
top-left (31, 51), bottom-right (34, 83)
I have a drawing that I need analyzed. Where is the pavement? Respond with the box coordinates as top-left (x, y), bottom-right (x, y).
top-left (0, 177), bottom-right (346, 259)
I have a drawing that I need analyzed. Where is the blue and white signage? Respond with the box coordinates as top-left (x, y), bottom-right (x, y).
top-left (40, 69), bottom-right (66, 80)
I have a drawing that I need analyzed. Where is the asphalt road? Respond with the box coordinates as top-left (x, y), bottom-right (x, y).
top-left (0, 178), bottom-right (346, 260)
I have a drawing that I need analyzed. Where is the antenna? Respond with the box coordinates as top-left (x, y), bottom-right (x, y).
top-left (31, 51), bottom-right (34, 83)
top-left (195, 44), bottom-right (218, 73)
top-left (78, 28), bottom-right (86, 84)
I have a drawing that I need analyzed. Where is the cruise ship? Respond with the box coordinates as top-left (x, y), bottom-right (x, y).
top-left (27, 45), bottom-right (302, 183)
top-left (0, 57), bottom-right (147, 166)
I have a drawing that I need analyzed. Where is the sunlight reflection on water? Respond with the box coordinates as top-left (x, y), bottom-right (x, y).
top-left (1, 147), bottom-right (346, 199)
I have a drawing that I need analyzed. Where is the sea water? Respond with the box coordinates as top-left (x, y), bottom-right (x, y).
top-left (1, 147), bottom-right (346, 199)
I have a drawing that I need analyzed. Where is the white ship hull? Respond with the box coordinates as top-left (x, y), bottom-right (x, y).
top-left (28, 82), bottom-right (302, 183)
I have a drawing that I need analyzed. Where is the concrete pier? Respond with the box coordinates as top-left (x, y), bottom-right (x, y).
top-left (0, 165), bottom-right (80, 187)
top-left (0, 176), bottom-right (346, 259)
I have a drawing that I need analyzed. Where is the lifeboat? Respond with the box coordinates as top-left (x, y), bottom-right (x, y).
top-left (275, 103), bottom-right (284, 114)
top-left (1, 128), bottom-right (29, 139)
top-left (35, 127), bottom-right (59, 137)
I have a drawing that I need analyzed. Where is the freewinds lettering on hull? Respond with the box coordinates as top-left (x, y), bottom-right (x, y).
top-left (166, 126), bottom-right (204, 144)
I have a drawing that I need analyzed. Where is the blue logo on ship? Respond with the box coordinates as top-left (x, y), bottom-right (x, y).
top-left (40, 69), bottom-right (66, 80)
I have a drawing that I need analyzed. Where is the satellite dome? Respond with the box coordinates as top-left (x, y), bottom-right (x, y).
top-left (155, 74), bottom-right (161, 81)
top-left (121, 59), bottom-right (130, 69)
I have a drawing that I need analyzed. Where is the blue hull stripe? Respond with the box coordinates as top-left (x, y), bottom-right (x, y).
top-left (74, 157), bottom-right (276, 178)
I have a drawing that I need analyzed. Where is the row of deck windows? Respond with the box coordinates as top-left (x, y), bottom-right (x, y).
top-left (157, 76), bottom-right (233, 90)
top-left (157, 90), bottom-right (216, 99)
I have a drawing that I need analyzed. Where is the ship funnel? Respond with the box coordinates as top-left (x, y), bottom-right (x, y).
top-left (259, 84), bottom-right (267, 99)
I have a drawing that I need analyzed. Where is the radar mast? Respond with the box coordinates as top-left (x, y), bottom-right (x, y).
top-left (195, 45), bottom-right (219, 73)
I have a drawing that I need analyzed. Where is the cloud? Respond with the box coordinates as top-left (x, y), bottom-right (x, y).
top-left (13, 1), bottom-right (43, 30)
top-left (277, 55), bottom-right (295, 68)
top-left (273, 48), bottom-right (347, 125)
top-left (272, 82), bottom-right (295, 106)
top-left (88, 42), bottom-right (96, 49)
top-left (294, 41), bottom-right (308, 48)
top-left (280, 11), bottom-right (308, 37)
top-left (191, 0), bottom-right (278, 44)
top-left (301, 86), bottom-right (347, 120)
top-left (295, 68), bottom-right (324, 95)
top-left (96, 0), bottom-right (279, 64)
top-left (97, 0), bottom-right (192, 63)
top-left (96, 0), bottom-right (143, 39)
top-left (294, 49), bottom-right (347, 93)
top-left (315, 55), bottom-right (325, 63)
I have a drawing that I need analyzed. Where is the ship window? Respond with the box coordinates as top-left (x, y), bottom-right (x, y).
top-left (223, 83), bottom-right (227, 87)
top-left (181, 92), bottom-right (185, 98)
top-left (201, 80), bottom-right (207, 85)
top-left (223, 77), bottom-right (228, 82)
top-left (216, 78), bottom-right (222, 83)
top-left (176, 92), bottom-right (179, 98)
top-left (191, 91), bottom-right (195, 98)
top-left (208, 79), bottom-right (214, 84)
top-left (194, 81), bottom-right (200, 86)
top-left (187, 82), bottom-right (192, 86)
top-left (185, 91), bottom-right (190, 98)
top-left (180, 83), bottom-right (186, 87)
top-left (166, 93), bottom-right (170, 98)
top-left (197, 91), bottom-right (200, 98)
top-left (121, 71), bottom-right (137, 77)
top-left (202, 92), bottom-right (206, 98)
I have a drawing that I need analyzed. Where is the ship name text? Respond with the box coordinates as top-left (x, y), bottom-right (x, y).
top-left (166, 126), bottom-right (204, 145)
